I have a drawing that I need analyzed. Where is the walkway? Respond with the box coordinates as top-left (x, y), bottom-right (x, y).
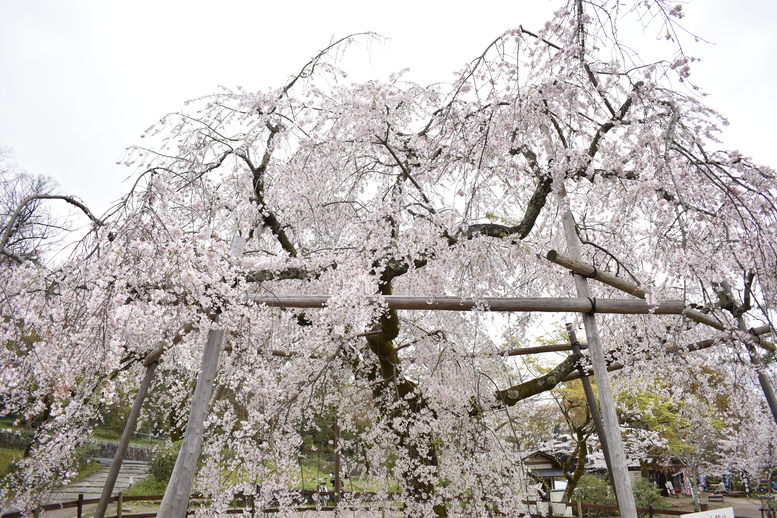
top-left (667, 494), bottom-right (774, 518)
top-left (45, 458), bottom-right (149, 503)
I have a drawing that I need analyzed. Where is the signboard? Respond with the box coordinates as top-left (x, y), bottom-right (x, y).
top-left (681, 507), bottom-right (735, 518)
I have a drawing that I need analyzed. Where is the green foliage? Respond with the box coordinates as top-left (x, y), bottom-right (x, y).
top-left (75, 442), bottom-right (99, 470)
top-left (573, 475), bottom-right (667, 518)
top-left (572, 474), bottom-right (615, 517)
top-left (632, 477), bottom-right (667, 516)
top-left (149, 441), bottom-right (181, 482)
top-left (125, 475), bottom-right (168, 496)
top-left (74, 461), bottom-right (103, 482)
top-left (99, 402), bottom-right (133, 439)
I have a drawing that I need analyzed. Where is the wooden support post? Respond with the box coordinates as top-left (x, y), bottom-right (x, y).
top-left (157, 326), bottom-right (225, 517)
top-left (117, 492), bottom-right (123, 518)
top-left (547, 250), bottom-right (647, 298)
top-left (94, 359), bottom-right (159, 518)
top-left (77, 493), bottom-right (84, 518)
top-left (158, 235), bottom-right (245, 518)
top-left (565, 323), bottom-right (615, 489)
top-left (558, 194), bottom-right (638, 518)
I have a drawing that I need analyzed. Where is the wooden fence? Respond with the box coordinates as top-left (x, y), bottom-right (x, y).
top-left (2, 493), bottom-right (770, 518)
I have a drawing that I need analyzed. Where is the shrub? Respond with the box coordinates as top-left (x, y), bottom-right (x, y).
top-left (632, 477), bottom-right (667, 516)
top-left (149, 441), bottom-right (181, 482)
top-left (74, 442), bottom-right (99, 470)
top-left (572, 474), bottom-right (615, 517)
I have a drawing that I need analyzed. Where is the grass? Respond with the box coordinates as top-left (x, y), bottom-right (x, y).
top-left (0, 448), bottom-right (23, 477)
top-left (124, 476), bottom-right (167, 496)
top-left (0, 417), bottom-right (20, 429)
top-left (91, 429), bottom-right (164, 446)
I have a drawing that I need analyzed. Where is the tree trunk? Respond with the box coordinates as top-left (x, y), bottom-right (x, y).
top-left (563, 428), bottom-right (589, 501)
top-left (353, 278), bottom-right (447, 518)
top-left (690, 465), bottom-right (702, 512)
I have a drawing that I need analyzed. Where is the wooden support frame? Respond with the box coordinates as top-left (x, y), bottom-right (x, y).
top-left (249, 294), bottom-right (688, 314)
top-left (94, 346), bottom-right (164, 518)
top-left (125, 237), bottom-right (773, 518)
top-left (557, 195), bottom-right (638, 518)
top-left (158, 236), bottom-right (245, 518)
top-left (545, 249), bottom-right (777, 422)
top-left (546, 250), bottom-right (776, 353)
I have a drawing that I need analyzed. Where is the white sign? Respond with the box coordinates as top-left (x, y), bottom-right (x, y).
top-left (681, 507), bottom-right (735, 518)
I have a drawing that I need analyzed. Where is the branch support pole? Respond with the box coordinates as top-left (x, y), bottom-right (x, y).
top-left (158, 236), bottom-right (245, 518)
top-left (546, 250), bottom-right (776, 353)
top-left (565, 323), bottom-right (614, 489)
top-left (558, 193), bottom-right (637, 518)
top-left (94, 358), bottom-right (159, 518)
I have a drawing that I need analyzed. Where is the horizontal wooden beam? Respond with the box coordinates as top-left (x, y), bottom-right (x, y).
top-left (248, 294), bottom-right (687, 314)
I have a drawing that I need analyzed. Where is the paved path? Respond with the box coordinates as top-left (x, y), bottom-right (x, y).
top-left (45, 458), bottom-right (149, 503)
top-left (668, 494), bottom-right (774, 518)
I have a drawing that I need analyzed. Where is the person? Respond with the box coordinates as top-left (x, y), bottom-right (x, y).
top-left (318, 479), bottom-right (328, 506)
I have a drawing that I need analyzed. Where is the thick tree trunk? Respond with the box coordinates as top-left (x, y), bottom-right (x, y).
top-left (690, 465), bottom-right (702, 512)
top-left (356, 279), bottom-right (447, 518)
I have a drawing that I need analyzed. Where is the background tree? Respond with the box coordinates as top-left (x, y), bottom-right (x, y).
top-left (0, 150), bottom-right (55, 263)
top-left (0, 148), bottom-right (102, 265)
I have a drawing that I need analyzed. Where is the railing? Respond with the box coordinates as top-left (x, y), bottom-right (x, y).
top-left (524, 499), bottom-right (754, 518)
top-left (1, 489), bottom-right (393, 518)
top-left (3, 493), bottom-right (770, 517)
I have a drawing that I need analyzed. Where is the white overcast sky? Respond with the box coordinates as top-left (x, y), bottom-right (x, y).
top-left (1, 0), bottom-right (776, 219)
